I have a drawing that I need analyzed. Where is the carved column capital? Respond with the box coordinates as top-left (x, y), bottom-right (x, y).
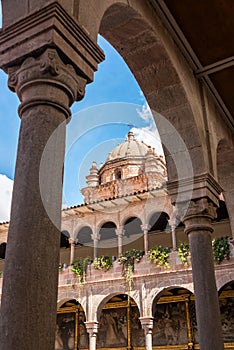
top-left (8, 48), bottom-right (86, 119)
top-left (139, 317), bottom-right (154, 335)
top-left (68, 237), bottom-right (75, 245)
top-left (85, 321), bottom-right (99, 336)
top-left (115, 227), bottom-right (125, 237)
top-left (141, 224), bottom-right (151, 232)
top-left (91, 232), bottom-right (100, 241)
top-left (177, 198), bottom-right (217, 235)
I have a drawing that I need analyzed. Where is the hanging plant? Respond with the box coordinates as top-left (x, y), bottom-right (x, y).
top-left (212, 236), bottom-right (230, 264)
top-left (93, 255), bottom-right (113, 271)
top-left (147, 245), bottom-right (171, 268)
top-left (177, 241), bottom-right (191, 266)
top-left (71, 257), bottom-right (92, 284)
top-left (118, 249), bottom-right (144, 293)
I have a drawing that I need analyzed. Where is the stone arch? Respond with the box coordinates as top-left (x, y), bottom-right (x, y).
top-left (75, 226), bottom-right (93, 246)
top-left (217, 138), bottom-right (234, 235)
top-left (96, 292), bottom-right (141, 321)
top-left (151, 286), bottom-right (195, 347)
top-left (217, 273), bottom-right (234, 292)
top-left (96, 218), bottom-right (118, 232)
top-left (57, 298), bottom-right (86, 314)
top-left (120, 215), bottom-right (143, 229)
top-left (98, 221), bottom-right (118, 255)
top-left (150, 285), bottom-right (194, 313)
top-left (60, 230), bottom-right (70, 248)
top-left (123, 216), bottom-right (142, 236)
top-left (75, 0), bottom-right (209, 186)
top-left (148, 211), bottom-right (170, 232)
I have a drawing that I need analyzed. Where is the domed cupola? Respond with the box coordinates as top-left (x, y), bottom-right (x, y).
top-left (106, 131), bottom-right (150, 162)
top-left (100, 131), bottom-right (151, 184)
top-left (81, 131), bottom-right (167, 204)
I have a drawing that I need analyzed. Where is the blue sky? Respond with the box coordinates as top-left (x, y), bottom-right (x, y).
top-left (0, 32), bottom-right (163, 220)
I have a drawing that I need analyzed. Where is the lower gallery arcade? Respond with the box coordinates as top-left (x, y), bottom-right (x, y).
top-left (56, 284), bottom-right (234, 350)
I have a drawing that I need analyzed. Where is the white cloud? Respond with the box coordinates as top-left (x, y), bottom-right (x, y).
top-left (133, 102), bottom-right (164, 156)
top-left (137, 101), bottom-right (152, 123)
top-left (0, 174), bottom-right (13, 223)
top-left (130, 126), bottom-right (164, 156)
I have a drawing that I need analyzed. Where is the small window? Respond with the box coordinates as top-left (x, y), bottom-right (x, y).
top-left (115, 169), bottom-right (122, 179)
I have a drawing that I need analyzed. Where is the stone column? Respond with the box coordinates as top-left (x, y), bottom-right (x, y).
top-left (69, 237), bottom-right (76, 265)
top-left (91, 231), bottom-right (100, 260)
top-left (85, 321), bottom-right (99, 350)
top-left (168, 218), bottom-right (177, 250)
top-left (115, 227), bottom-right (125, 257)
top-left (182, 198), bottom-right (224, 350)
top-left (139, 317), bottom-right (154, 350)
top-left (0, 49), bottom-right (86, 350)
top-left (141, 224), bottom-right (151, 253)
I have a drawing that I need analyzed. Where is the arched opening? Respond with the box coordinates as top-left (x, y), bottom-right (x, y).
top-left (60, 230), bottom-right (70, 248)
top-left (0, 242), bottom-right (6, 259)
top-left (75, 226), bottom-right (93, 259)
top-left (152, 287), bottom-right (196, 347)
top-left (97, 294), bottom-right (144, 348)
top-left (56, 299), bottom-right (88, 350)
top-left (217, 138), bottom-right (234, 236)
top-left (114, 168), bottom-right (122, 180)
top-left (99, 221), bottom-right (117, 257)
top-left (149, 212), bottom-right (169, 232)
top-left (218, 281), bottom-right (234, 344)
top-left (123, 217), bottom-right (143, 251)
top-left (99, 2), bottom-right (206, 184)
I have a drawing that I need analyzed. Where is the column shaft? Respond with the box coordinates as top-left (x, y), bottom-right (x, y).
top-left (183, 199), bottom-right (224, 350)
top-left (0, 49), bottom-right (86, 350)
top-left (69, 238), bottom-right (75, 265)
top-left (188, 230), bottom-right (223, 349)
top-left (0, 107), bottom-right (65, 350)
top-left (139, 317), bottom-right (154, 350)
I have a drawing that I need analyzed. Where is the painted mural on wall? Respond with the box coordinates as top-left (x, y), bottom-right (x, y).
top-left (131, 306), bottom-right (145, 347)
top-left (96, 304), bottom-right (145, 348)
top-left (55, 291), bottom-right (234, 350)
top-left (153, 301), bottom-right (188, 346)
top-left (97, 307), bottom-right (128, 347)
top-left (220, 297), bottom-right (234, 342)
top-left (55, 312), bottom-right (75, 350)
top-left (55, 307), bottom-right (88, 350)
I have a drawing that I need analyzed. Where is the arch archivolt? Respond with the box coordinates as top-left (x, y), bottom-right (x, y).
top-left (73, 223), bottom-right (93, 239)
top-left (96, 219), bottom-right (118, 231)
top-left (216, 269), bottom-right (234, 292)
top-left (76, 0), bottom-right (211, 182)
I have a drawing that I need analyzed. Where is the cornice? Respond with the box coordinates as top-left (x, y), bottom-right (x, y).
top-left (167, 173), bottom-right (223, 206)
top-left (0, 2), bottom-right (105, 82)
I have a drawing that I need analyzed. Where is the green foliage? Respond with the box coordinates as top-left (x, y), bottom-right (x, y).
top-left (147, 245), bottom-right (171, 268)
top-left (71, 257), bottom-right (92, 284)
top-left (212, 237), bottom-right (230, 264)
top-left (0, 271), bottom-right (3, 278)
top-left (177, 241), bottom-right (190, 266)
top-left (93, 255), bottom-right (113, 271)
top-left (118, 249), bottom-right (145, 293)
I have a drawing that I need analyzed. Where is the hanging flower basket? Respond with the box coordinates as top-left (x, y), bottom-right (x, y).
top-left (93, 255), bottom-right (113, 271)
top-left (147, 245), bottom-right (171, 268)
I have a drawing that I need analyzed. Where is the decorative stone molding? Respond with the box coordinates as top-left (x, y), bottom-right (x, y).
top-left (167, 173), bottom-right (222, 207)
top-left (0, 2), bottom-right (104, 82)
top-left (91, 232), bottom-right (101, 241)
top-left (141, 224), bottom-right (151, 232)
top-left (7, 48), bottom-right (86, 119)
top-left (176, 198), bottom-right (217, 235)
top-left (115, 227), bottom-right (125, 237)
top-left (85, 321), bottom-right (99, 336)
top-left (139, 316), bottom-right (154, 334)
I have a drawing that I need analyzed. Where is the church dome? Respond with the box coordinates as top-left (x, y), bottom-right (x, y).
top-left (106, 131), bottom-right (150, 162)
